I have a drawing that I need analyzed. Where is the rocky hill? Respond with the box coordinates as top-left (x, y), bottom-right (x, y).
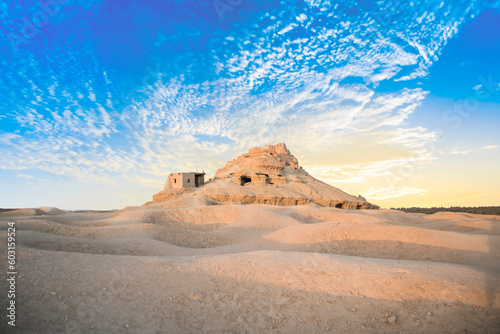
top-left (151, 143), bottom-right (379, 209)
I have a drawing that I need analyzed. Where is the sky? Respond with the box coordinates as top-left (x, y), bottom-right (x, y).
top-left (0, 0), bottom-right (499, 210)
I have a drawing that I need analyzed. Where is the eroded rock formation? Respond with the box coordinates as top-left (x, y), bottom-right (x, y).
top-left (151, 143), bottom-right (379, 209)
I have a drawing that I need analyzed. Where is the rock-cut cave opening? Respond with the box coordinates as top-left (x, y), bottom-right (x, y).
top-left (240, 176), bottom-right (252, 186)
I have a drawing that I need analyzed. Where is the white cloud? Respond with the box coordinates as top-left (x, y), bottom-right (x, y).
top-left (481, 145), bottom-right (498, 150)
top-left (451, 148), bottom-right (473, 155)
top-left (278, 23), bottom-right (297, 35)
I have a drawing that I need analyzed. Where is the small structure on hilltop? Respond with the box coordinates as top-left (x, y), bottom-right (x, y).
top-left (164, 172), bottom-right (205, 189)
top-left (151, 143), bottom-right (379, 209)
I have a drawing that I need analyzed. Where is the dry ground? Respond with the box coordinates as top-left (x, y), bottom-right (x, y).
top-left (0, 205), bottom-right (499, 333)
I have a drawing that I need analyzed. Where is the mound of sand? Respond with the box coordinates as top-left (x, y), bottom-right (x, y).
top-left (0, 208), bottom-right (43, 216)
top-left (0, 206), bottom-right (63, 216)
top-left (0, 204), bottom-right (499, 333)
top-left (38, 206), bottom-right (65, 215)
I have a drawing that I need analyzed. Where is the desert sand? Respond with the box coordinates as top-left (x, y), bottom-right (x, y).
top-left (1, 204), bottom-right (499, 333)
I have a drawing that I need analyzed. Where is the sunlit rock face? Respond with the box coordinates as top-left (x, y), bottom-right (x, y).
top-left (214, 143), bottom-right (305, 185)
top-left (152, 143), bottom-right (379, 209)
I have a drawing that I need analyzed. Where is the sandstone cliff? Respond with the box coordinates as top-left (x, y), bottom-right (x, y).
top-left (152, 143), bottom-right (379, 209)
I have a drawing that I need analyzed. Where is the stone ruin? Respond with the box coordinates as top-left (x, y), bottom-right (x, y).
top-left (152, 143), bottom-right (379, 209)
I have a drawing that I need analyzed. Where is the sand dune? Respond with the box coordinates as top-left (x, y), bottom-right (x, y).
top-left (1, 204), bottom-right (499, 333)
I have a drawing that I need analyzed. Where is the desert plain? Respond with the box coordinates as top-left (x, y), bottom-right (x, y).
top-left (0, 202), bottom-right (499, 333)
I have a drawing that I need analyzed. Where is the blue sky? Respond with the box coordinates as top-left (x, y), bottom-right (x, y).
top-left (0, 0), bottom-right (499, 210)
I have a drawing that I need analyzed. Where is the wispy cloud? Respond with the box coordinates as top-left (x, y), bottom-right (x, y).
top-left (16, 173), bottom-right (51, 183)
top-left (362, 186), bottom-right (427, 200)
top-left (451, 148), bottom-right (473, 155)
top-left (308, 156), bottom-right (432, 185)
top-left (481, 145), bottom-right (499, 150)
top-left (17, 174), bottom-right (35, 179)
